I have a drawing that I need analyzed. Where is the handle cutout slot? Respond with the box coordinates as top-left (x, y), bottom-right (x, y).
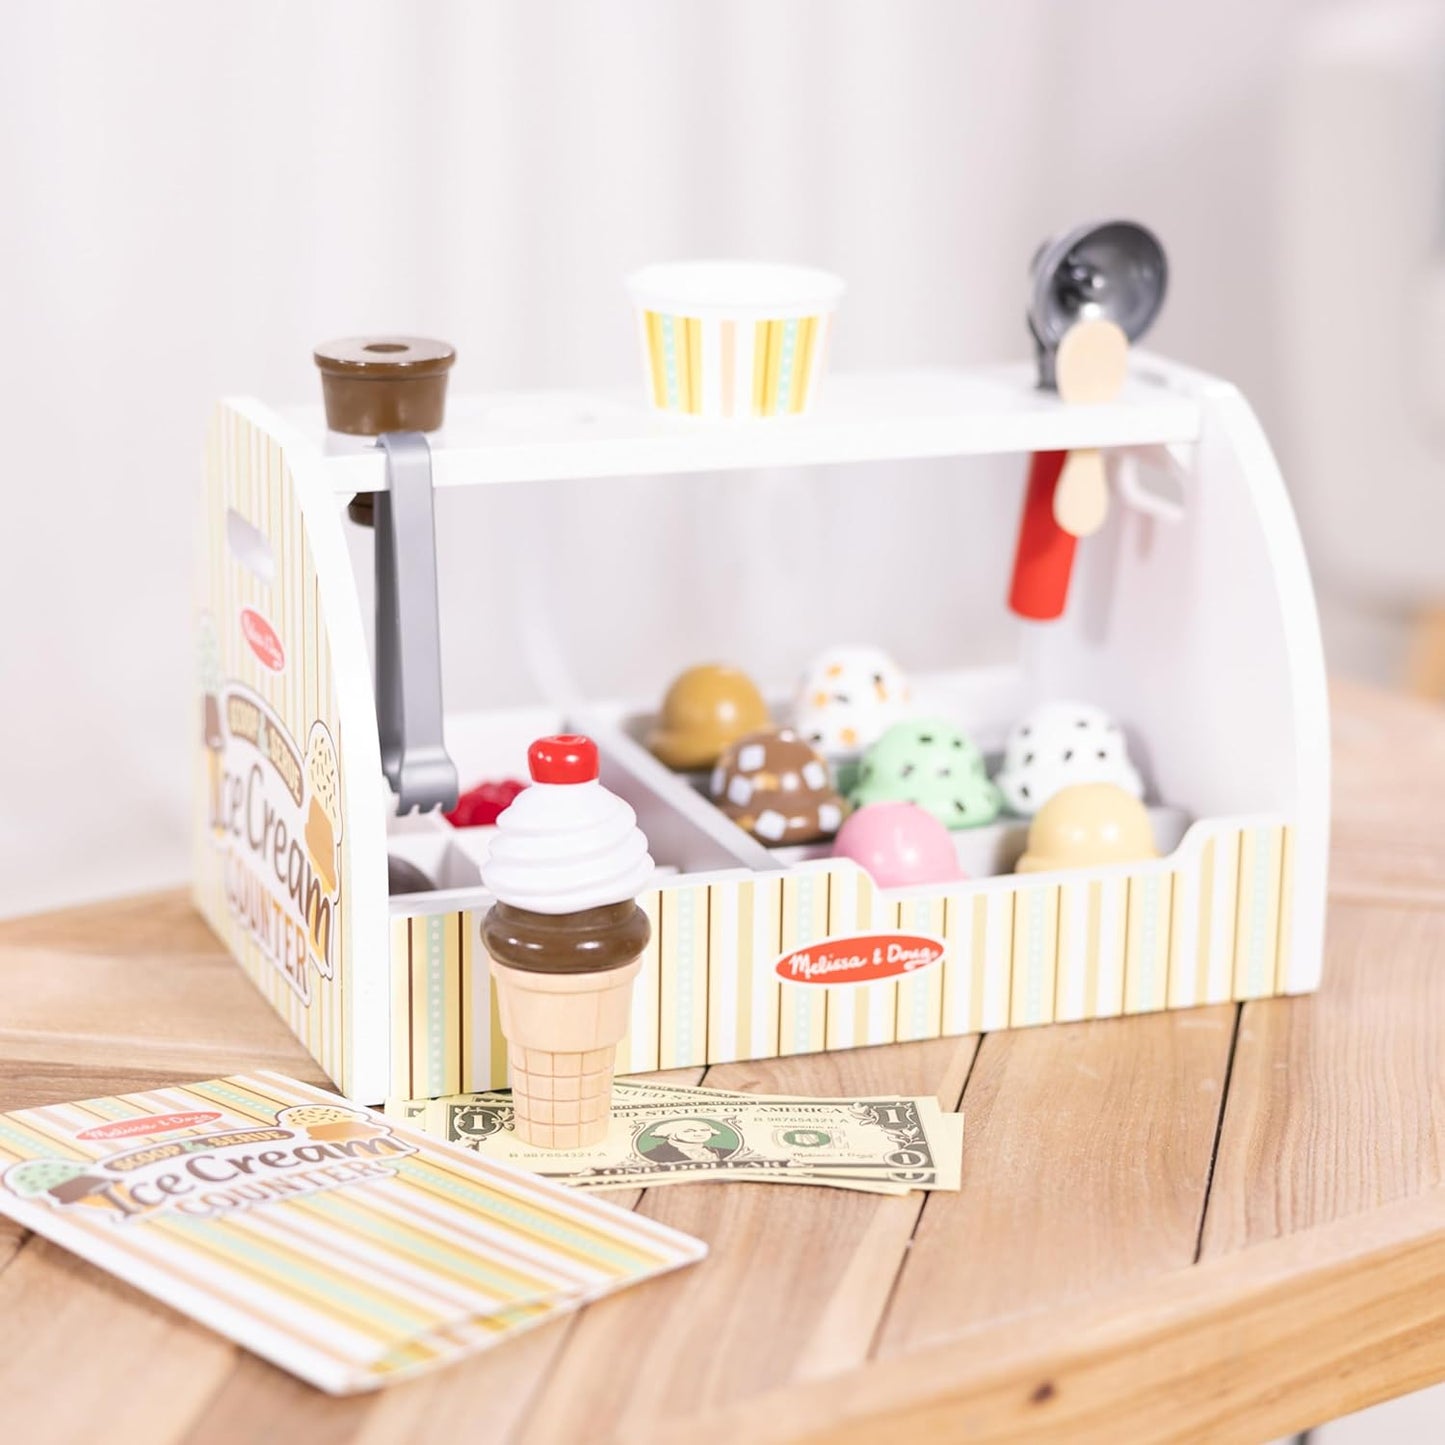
top-left (226, 507), bottom-right (277, 587)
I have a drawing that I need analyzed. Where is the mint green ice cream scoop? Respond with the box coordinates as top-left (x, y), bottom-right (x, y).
top-left (848, 719), bottom-right (1001, 830)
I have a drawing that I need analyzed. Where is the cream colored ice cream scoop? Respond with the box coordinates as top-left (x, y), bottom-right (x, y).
top-left (1015, 782), bottom-right (1158, 873)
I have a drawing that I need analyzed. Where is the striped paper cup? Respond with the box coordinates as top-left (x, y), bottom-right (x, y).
top-left (626, 261), bottom-right (844, 420)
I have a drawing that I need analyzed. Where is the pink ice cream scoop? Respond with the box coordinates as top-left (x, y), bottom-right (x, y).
top-left (831, 802), bottom-right (967, 888)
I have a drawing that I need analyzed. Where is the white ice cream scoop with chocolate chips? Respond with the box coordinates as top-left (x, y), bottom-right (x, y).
top-left (995, 701), bottom-right (1143, 817)
top-left (793, 645), bottom-right (910, 760)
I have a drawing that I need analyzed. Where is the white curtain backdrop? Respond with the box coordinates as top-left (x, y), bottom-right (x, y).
top-left (0, 0), bottom-right (1330, 916)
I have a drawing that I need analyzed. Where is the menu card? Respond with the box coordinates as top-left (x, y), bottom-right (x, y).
top-left (0, 1072), bottom-right (705, 1393)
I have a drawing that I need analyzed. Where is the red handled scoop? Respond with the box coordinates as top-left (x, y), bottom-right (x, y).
top-left (1006, 220), bottom-right (1168, 622)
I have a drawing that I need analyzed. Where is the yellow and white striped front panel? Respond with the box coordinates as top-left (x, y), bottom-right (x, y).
top-left (389, 819), bottom-right (1299, 1101)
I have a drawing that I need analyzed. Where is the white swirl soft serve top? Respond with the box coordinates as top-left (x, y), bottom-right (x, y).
top-left (481, 780), bottom-right (655, 914)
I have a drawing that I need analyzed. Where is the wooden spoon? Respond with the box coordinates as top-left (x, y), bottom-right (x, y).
top-left (1052, 318), bottom-right (1128, 537)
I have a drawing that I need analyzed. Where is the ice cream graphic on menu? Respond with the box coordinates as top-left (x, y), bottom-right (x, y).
top-left (211, 688), bottom-right (341, 1002)
top-left (303, 721), bottom-right (342, 902)
top-left (481, 735), bottom-right (655, 1150)
top-left (5, 1159), bottom-right (123, 1213)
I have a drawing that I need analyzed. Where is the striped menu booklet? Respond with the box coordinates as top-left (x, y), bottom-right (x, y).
top-left (0, 1072), bottom-right (705, 1394)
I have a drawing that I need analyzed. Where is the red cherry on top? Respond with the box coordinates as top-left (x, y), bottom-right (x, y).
top-left (528, 734), bottom-right (598, 785)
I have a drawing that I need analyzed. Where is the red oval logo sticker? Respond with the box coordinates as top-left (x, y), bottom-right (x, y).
top-left (240, 607), bottom-right (285, 672)
top-left (75, 1112), bottom-right (221, 1142)
top-left (774, 933), bottom-right (945, 986)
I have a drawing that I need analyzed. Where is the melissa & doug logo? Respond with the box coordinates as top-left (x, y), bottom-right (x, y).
top-left (773, 933), bottom-right (945, 986)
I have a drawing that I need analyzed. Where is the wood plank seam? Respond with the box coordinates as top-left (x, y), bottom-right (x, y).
top-left (1191, 1003), bottom-right (1243, 1264)
top-left (861, 1032), bottom-right (987, 1360)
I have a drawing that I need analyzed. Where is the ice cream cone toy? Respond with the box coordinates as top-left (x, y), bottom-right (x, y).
top-left (481, 735), bottom-right (655, 1149)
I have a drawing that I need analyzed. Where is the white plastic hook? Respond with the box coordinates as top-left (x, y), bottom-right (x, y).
top-left (1109, 442), bottom-right (1191, 523)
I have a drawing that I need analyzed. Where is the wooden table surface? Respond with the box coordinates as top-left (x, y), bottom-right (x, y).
top-left (2, 679), bottom-right (1444, 1444)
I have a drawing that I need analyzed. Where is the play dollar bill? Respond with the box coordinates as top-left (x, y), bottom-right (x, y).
top-left (384, 1098), bottom-right (428, 1125)
top-left (426, 1092), bottom-right (961, 1192)
top-left (385, 1090), bottom-right (914, 1195)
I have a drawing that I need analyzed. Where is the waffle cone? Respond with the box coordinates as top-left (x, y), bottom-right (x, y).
top-left (491, 956), bottom-right (642, 1149)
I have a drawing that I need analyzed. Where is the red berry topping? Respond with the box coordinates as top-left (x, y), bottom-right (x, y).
top-left (528, 734), bottom-right (598, 785)
top-left (444, 779), bottom-right (526, 828)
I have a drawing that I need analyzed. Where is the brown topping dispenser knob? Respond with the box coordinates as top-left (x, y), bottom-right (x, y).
top-left (314, 337), bottom-right (455, 523)
top-left (313, 336), bottom-right (456, 435)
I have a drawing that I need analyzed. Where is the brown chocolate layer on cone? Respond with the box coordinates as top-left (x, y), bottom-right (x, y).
top-left (481, 900), bottom-right (650, 975)
top-left (49, 1175), bottom-right (109, 1204)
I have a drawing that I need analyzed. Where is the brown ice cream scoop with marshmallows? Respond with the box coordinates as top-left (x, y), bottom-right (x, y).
top-left (709, 727), bottom-right (847, 846)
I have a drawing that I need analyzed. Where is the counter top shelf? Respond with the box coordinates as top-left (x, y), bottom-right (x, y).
top-left (277, 358), bottom-right (1211, 495)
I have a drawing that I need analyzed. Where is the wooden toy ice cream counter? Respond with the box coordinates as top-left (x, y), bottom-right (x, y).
top-left (193, 229), bottom-right (1329, 1105)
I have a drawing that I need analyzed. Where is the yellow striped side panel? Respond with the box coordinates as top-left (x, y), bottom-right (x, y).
top-left (705, 876), bottom-right (741, 1063)
top-left (389, 915), bottom-right (413, 1098)
top-left (974, 890), bottom-right (1015, 1030)
top-left (823, 866), bottom-right (863, 1051)
top-left (1274, 829), bottom-right (1296, 995)
top-left (659, 882), bottom-right (709, 1068)
top-left (896, 896), bottom-right (946, 1042)
top-left (1124, 873), bottom-right (1173, 1014)
top-left (1088, 877), bottom-right (1130, 1018)
top-left (1196, 831), bottom-right (1241, 1004)
top-left (853, 875), bottom-right (900, 1049)
top-left (1053, 879), bottom-right (1093, 1022)
top-left (618, 891), bottom-right (662, 1075)
top-left (1233, 825), bottom-right (1286, 1000)
top-left (1009, 883), bottom-right (1058, 1027)
top-left (195, 405), bottom-right (351, 1094)
top-left (939, 891), bottom-right (976, 1035)
top-left (744, 877), bottom-right (783, 1060)
top-left (778, 874), bottom-right (829, 1056)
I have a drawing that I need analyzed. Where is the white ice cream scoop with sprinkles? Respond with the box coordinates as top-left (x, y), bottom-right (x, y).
top-left (994, 701), bottom-right (1144, 817)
